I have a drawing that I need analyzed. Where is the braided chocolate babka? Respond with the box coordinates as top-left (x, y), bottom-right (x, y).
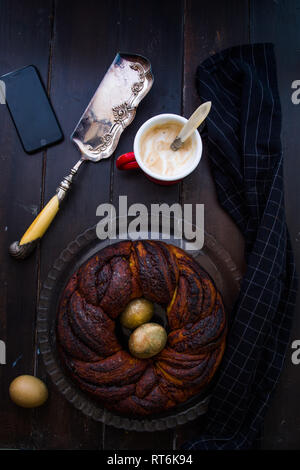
top-left (57, 240), bottom-right (227, 416)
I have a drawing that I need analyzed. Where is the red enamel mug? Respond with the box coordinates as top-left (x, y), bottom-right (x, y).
top-left (116, 114), bottom-right (203, 185)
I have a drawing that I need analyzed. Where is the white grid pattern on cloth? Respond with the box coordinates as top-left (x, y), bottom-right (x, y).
top-left (184, 43), bottom-right (297, 450)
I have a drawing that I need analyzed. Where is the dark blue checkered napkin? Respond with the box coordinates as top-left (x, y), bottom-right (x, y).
top-left (184, 44), bottom-right (297, 450)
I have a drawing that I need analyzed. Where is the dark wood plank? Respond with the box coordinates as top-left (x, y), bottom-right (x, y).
top-left (111, 0), bottom-right (183, 209)
top-left (0, 0), bottom-right (53, 448)
top-left (176, 0), bottom-right (249, 448)
top-left (182, 0), bottom-right (247, 266)
top-left (33, 0), bottom-right (122, 449)
top-left (250, 0), bottom-right (300, 450)
top-left (105, 0), bottom-right (185, 450)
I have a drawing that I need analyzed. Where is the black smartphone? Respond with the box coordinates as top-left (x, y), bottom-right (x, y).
top-left (1, 65), bottom-right (63, 153)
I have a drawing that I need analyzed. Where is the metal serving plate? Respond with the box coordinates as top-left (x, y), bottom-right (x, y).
top-left (37, 221), bottom-right (242, 432)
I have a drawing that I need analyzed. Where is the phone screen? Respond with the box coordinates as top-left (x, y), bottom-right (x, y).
top-left (1, 65), bottom-right (63, 153)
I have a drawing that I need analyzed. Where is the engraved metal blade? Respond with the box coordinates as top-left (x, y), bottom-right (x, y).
top-left (71, 53), bottom-right (154, 162)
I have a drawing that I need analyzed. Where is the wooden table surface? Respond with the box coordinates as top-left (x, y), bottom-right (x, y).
top-left (0, 0), bottom-right (299, 450)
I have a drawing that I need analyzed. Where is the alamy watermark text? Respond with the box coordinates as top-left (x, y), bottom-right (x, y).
top-left (96, 196), bottom-right (204, 250)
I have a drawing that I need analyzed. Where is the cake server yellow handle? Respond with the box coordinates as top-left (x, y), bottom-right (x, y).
top-left (9, 158), bottom-right (84, 259)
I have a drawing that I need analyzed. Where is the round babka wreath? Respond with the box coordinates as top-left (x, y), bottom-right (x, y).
top-left (56, 240), bottom-right (227, 417)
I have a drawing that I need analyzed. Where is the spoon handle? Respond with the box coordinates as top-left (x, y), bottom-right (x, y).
top-left (178, 101), bottom-right (211, 143)
top-left (9, 158), bottom-right (85, 259)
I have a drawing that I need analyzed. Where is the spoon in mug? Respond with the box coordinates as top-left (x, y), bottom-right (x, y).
top-left (170, 101), bottom-right (212, 151)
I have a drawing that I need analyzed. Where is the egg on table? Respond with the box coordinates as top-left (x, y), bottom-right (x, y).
top-left (9, 375), bottom-right (48, 408)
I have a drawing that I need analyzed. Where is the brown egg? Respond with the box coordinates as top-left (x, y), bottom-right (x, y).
top-left (129, 322), bottom-right (167, 359)
top-left (9, 375), bottom-right (48, 408)
top-left (120, 298), bottom-right (154, 329)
